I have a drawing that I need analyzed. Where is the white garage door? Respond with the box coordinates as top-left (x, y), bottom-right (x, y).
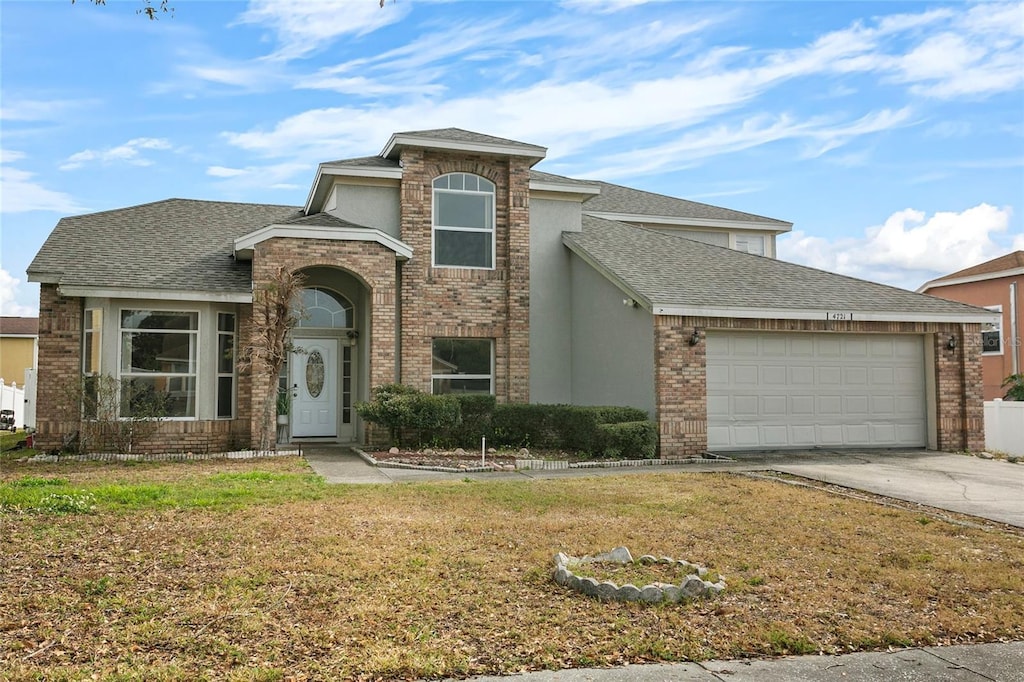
top-left (706, 332), bottom-right (927, 450)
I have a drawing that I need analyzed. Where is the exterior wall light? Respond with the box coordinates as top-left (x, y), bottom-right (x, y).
top-left (689, 327), bottom-right (701, 347)
top-left (946, 335), bottom-right (957, 351)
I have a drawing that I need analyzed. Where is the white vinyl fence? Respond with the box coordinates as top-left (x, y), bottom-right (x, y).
top-left (984, 400), bottom-right (1024, 456)
top-left (0, 379), bottom-right (25, 430)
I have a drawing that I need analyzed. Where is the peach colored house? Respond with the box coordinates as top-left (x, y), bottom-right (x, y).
top-left (919, 251), bottom-right (1024, 400)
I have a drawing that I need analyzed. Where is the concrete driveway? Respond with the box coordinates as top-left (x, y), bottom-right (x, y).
top-left (764, 450), bottom-right (1024, 528)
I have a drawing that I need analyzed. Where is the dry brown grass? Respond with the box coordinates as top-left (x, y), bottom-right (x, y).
top-left (1, 457), bottom-right (1022, 681)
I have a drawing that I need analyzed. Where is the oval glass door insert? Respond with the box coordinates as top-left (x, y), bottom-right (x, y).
top-left (305, 350), bottom-right (325, 398)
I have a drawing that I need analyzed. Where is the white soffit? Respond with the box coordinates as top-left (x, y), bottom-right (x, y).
top-left (585, 210), bottom-right (792, 233)
top-left (234, 224), bottom-right (413, 261)
top-left (651, 304), bottom-right (1001, 325)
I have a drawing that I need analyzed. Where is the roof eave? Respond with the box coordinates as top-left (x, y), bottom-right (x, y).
top-left (382, 133), bottom-right (547, 165)
top-left (917, 267), bottom-right (1024, 293)
top-left (303, 163), bottom-right (404, 215)
top-left (57, 285), bottom-right (252, 304)
top-left (650, 304), bottom-right (1001, 325)
top-left (585, 210), bottom-right (792, 233)
top-left (234, 224), bottom-right (413, 261)
top-left (529, 179), bottom-right (601, 199)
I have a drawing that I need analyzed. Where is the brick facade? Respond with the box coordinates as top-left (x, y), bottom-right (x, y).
top-left (397, 148), bottom-right (531, 402)
top-left (33, 284), bottom-right (83, 452)
top-left (654, 316), bottom-right (986, 457)
top-left (249, 238), bottom-right (399, 450)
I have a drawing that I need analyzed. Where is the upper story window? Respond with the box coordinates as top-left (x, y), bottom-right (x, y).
top-left (432, 173), bottom-right (495, 269)
top-left (297, 287), bottom-right (353, 329)
top-left (734, 234), bottom-right (766, 256)
top-left (982, 305), bottom-right (1002, 354)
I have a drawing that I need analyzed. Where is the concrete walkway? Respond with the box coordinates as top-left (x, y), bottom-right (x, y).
top-left (302, 446), bottom-right (1024, 528)
top-left (444, 641), bottom-right (1024, 681)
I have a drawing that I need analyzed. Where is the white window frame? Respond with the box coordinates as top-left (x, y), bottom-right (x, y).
top-left (732, 233), bottom-right (766, 256)
top-left (117, 308), bottom-right (200, 420)
top-left (216, 312), bottom-right (236, 420)
top-left (982, 305), bottom-right (1003, 355)
top-left (431, 338), bottom-right (495, 395)
top-left (432, 173), bottom-right (496, 270)
top-left (82, 308), bottom-right (103, 420)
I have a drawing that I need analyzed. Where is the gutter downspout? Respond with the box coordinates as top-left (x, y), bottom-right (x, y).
top-left (1011, 282), bottom-right (1019, 376)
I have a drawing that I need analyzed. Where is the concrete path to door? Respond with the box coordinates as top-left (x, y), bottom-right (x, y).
top-left (302, 446), bottom-right (1024, 529)
top-left (764, 450), bottom-right (1024, 528)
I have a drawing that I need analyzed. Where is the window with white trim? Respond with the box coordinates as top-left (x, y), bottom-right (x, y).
top-left (982, 305), bottom-right (1002, 354)
top-left (432, 173), bottom-right (495, 269)
top-left (431, 338), bottom-right (494, 394)
top-left (120, 310), bottom-right (198, 418)
top-left (82, 309), bottom-right (102, 419)
top-left (216, 313), bottom-right (236, 419)
top-left (734, 234), bottom-right (765, 256)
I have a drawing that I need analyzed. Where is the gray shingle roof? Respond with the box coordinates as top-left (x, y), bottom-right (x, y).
top-left (582, 181), bottom-right (791, 227)
top-left (564, 216), bottom-right (991, 318)
top-left (28, 199), bottom-right (300, 294)
top-left (320, 155), bottom-right (401, 169)
top-left (391, 128), bottom-right (546, 153)
top-left (278, 212), bottom-right (372, 229)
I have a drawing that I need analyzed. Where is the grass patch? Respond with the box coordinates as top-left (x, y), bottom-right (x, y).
top-left (1, 458), bottom-right (1022, 679)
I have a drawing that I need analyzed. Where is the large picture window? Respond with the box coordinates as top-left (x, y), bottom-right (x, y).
top-left (120, 310), bottom-right (197, 418)
top-left (982, 305), bottom-right (1002, 354)
top-left (431, 338), bottom-right (494, 394)
top-left (432, 173), bottom-right (495, 269)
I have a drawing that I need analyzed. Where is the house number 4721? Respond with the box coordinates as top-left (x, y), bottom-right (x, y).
top-left (827, 312), bottom-right (853, 321)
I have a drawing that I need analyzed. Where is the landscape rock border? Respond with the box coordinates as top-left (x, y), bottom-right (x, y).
top-left (553, 546), bottom-right (726, 603)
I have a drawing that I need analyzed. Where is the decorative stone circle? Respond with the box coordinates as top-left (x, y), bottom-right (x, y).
top-left (553, 547), bottom-right (726, 603)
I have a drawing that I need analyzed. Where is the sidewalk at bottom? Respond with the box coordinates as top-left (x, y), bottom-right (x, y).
top-left (444, 641), bottom-right (1024, 681)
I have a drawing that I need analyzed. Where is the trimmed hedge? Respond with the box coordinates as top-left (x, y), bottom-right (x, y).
top-left (356, 385), bottom-right (658, 457)
top-left (597, 421), bottom-right (658, 459)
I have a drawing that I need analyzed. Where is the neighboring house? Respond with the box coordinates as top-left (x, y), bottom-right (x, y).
top-left (0, 317), bottom-right (38, 386)
top-left (918, 251), bottom-right (1024, 400)
top-left (28, 128), bottom-right (995, 456)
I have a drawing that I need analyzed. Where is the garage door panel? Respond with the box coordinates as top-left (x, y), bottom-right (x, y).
top-left (706, 332), bottom-right (927, 450)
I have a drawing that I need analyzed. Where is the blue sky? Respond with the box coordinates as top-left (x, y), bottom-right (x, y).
top-left (2, 0), bottom-right (1022, 316)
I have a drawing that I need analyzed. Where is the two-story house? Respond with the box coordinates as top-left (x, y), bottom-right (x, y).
top-left (28, 128), bottom-right (994, 456)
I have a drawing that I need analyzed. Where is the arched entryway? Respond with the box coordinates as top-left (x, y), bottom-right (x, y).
top-left (285, 268), bottom-right (368, 443)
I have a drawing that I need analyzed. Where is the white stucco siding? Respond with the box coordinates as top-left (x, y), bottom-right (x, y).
top-left (328, 183), bottom-right (401, 238)
top-left (568, 253), bottom-right (655, 415)
top-left (528, 198), bottom-right (581, 404)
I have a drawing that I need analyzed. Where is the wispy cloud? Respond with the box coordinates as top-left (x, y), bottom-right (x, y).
top-left (0, 156), bottom-right (85, 214)
top-left (0, 98), bottom-right (95, 121)
top-left (234, 0), bottom-right (412, 61)
top-left (60, 137), bottom-right (175, 171)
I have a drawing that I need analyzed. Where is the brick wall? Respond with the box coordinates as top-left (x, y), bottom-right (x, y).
top-left (654, 316), bottom-right (986, 457)
top-left (33, 284), bottom-right (82, 452)
top-left (397, 149), bottom-right (531, 403)
top-left (250, 238), bottom-right (398, 449)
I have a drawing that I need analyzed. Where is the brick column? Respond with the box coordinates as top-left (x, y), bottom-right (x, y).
top-left (934, 324), bottom-right (985, 451)
top-left (34, 284), bottom-right (82, 452)
top-left (654, 316), bottom-right (707, 457)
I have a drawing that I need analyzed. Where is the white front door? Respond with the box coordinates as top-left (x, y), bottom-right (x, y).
top-left (290, 337), bottom-right (338, 438)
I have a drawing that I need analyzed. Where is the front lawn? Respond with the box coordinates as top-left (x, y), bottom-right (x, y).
top-left (1, 457), bottom-right (1022, 681)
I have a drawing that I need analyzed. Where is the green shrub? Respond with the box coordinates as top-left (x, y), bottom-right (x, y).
top-left (596, 420), bottom-right (658, 459)
top-left (1003, 374), bottom-right (1024, 401)
top-left (355, 384), bottom-right (461, 447)
top-left (450, 394), bottom-right (497, 447)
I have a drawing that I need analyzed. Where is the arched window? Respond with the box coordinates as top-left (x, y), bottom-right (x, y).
top-left (296, 287), bottom-right (352, 328)
top-left (432, 173), bottom-right (495, 269)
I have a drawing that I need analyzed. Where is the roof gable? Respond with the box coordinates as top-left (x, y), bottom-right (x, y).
top-left (919, 250), bottom-right (1024, 291)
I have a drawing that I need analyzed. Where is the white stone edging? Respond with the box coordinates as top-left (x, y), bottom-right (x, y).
top-left (553, 546), bottom-right (726, 603)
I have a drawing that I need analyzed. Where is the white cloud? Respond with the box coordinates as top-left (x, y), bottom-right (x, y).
top-left (207, 166), bottom-right (250, 178)
top-left (779, 204), bottom-right (1020, 290)
top-left (60, 137), bottom-right (174, 171)
top-left (0, 157), bottom-right (85, 214)
top-left (235, 0), bottom-right (412, 61)
top-left (0, 98), bottom-right (92, 121)
top-left (0, 268), bottom-right (37, 317)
